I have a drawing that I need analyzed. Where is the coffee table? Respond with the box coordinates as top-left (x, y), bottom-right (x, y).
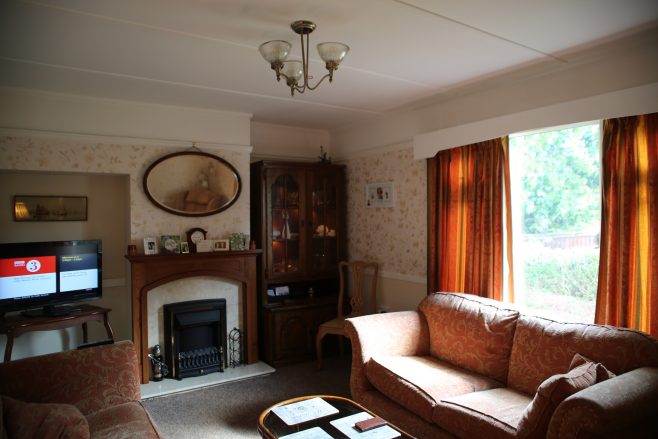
top-left (258, 395), bottom-right (415, 438)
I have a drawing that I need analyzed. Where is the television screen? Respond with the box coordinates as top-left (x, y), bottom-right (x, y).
top-left (0, 240), bottom-right (102, 316)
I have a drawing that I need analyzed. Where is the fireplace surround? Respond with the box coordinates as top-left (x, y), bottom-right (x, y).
top-left (126, 250), bottom-right (261, 384)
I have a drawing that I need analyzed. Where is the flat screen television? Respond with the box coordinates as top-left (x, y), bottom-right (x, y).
top-left (0, 240), bottom-right (102, 317)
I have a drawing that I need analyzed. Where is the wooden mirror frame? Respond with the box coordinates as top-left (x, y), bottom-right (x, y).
top-left (143, 151), bottom-right (241, 217)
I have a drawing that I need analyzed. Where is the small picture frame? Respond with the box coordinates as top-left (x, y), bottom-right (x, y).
top-left (213, 239), bottom-right (229, 251)
top-left (229, 233), bottom-right (247, 251)
top-left (196, 240), bottom-right (214, 253)
top-left (366, 182), bottom-right (395, 208)
top-left (144, 237), bottom-right (158, 255)
top-left (160, 235), bottom-right (181, 254)
top-left (180, 242), bottom-right (190, 254)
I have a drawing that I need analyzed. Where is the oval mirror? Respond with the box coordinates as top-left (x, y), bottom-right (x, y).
top-left (143, 151), bottom-right (241, 217)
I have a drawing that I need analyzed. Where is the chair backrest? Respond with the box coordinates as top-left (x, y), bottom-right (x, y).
top-left (337, 261), bottom-right (379, 318)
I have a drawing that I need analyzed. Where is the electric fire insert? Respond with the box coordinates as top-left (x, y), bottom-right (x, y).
top-left (163, 298), bottom-right (227, 380)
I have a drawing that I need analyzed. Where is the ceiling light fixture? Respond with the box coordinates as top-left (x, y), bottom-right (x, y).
top-left (259, 20), bottom-right (349, 96)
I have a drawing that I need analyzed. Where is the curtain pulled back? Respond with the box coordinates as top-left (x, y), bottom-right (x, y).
top-left (427, 137), bottom-right (507, 300)
top-left (596, 112), bottom-right (658, 337)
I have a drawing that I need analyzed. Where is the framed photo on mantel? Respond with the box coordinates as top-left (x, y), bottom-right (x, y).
top-left (144, 237), bottom-right (158, 255)
top-left (196, 240), bottom-right (214, 253)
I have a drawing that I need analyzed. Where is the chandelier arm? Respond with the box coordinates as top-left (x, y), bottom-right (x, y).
top-left (305, 73), bottom-right (332, 91)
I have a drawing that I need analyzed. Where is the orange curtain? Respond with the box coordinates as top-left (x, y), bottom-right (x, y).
top-left (427, 137), bottom-right (507, 300)
top-left (596, 112), bottom-right (658, 337)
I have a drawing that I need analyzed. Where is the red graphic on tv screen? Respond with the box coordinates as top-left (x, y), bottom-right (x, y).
top-left (0, 256), bottom-right (56, 277)
top-left (0, 256), bottom-right (57, 299)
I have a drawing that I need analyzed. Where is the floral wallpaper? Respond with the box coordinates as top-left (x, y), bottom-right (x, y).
top-left (343, 146), bottom-right (426, 278)
top-left (0, 136), bottom-right (250, 246)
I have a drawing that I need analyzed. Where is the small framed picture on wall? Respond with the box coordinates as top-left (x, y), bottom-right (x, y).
top-left (366, 182), bottom-right (395, 208)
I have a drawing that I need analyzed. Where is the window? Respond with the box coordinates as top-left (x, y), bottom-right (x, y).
top-left (506, 122), bottom-right (601, 323)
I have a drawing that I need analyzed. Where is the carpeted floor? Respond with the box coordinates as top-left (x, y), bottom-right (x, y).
top-left (142, 354), bottom-right (352, 438)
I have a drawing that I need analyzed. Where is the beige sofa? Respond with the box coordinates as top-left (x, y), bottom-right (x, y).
top-left (0, 341), bottom-right (163, 438)
top-left (346, 292), bottom-right (658, 439)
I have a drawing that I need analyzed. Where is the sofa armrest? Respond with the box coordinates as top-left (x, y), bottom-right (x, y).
top-left (547, 367), bottom-right (658, 439)
top-left (345, 311), bottom-right (429, 397)
top-left (0, 340), bottom-right (141, 416)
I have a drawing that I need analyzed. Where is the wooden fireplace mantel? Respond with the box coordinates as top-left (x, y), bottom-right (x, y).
top-left (126, 250), bottom-right (261, 384)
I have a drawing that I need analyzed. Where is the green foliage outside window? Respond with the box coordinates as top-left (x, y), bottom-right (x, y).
top-left (510, 123), bottom-right (601, 323)
top-left (524, 247), bottom-right (599, 301)
top-left (516, 125), bottom-right (600, 234)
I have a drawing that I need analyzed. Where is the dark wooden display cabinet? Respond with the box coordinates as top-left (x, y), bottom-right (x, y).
top-left (251, 161), bottom-right (346, 367)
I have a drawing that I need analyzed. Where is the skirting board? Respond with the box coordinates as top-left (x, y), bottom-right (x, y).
top-left (141, 361), bottom-right (274, 399)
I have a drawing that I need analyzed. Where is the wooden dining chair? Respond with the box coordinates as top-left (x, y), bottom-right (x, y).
top-left (316, 260), bottom-right (379, 369)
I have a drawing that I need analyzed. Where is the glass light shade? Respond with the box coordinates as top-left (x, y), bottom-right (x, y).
top-left (317, 42), bottom-right (349, 64)
top-left (258, 40), bottom-right (292, 63)
top-left (282, 61), bottom-right (303, 82)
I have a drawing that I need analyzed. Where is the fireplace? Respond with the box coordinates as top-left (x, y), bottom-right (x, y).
top-left (164, 299), bottom-right (228, 380)
top-left (126, 251), bottom-right (260, 384)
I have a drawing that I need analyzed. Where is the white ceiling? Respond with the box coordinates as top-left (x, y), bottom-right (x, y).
top-left (1, 0), bottom-right (657, 130)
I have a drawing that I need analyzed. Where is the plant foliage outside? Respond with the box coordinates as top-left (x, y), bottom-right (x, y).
top-left (517, 124), bottom-right (600, 235)
top-left (510, 123), bottom-right (601, 323)
top-left (523, 246), bottom-right (599, 322)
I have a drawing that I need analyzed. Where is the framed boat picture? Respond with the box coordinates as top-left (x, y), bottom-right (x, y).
top-left (14, 195), bottom-right (88, 221)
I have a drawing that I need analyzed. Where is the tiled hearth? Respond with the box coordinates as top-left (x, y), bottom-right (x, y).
top-left (141, 361), bottom-right (274, 399)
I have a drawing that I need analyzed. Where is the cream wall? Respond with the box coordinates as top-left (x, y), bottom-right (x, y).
top-left (0, 90), bottom-right (253, 360)
top-left (0, 172), bottom-right (130, 359)
top-left (340, 144), bottom-right (427, 312)
top-left (0, 87), bottom-right (251, 146)
top-left (251, 121), bottom-right (331, 161)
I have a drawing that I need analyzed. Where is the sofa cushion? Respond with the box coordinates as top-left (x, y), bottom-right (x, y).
top-left (365, 355), bottom-right (503, 422)
top-left (434, 388), bottom-right (531, 439)
top-left (507, 315), bottom-right (658, 395)
top-left (418, 292), bottom-right (520, 383)
top-left (515, 358), bottom-right (603, 439)
top-left (86, 401), bottom-right (163, 439)
top-left (1, 395), bottom-right (89, 439)
top-left (569, 353), bottom-right (616, 382)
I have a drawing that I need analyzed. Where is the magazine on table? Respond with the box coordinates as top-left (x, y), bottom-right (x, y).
top-left (272, 397), bottom-right (339, 426)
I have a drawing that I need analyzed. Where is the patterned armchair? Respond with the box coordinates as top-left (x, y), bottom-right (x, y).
top-left (0, 340), bottom-right (163, 438)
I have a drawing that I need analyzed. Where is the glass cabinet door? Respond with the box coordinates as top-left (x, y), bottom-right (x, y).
top-left (267, 170), bottom-right (304, 279)
top-left (308, 169), bottom-right (340, 276)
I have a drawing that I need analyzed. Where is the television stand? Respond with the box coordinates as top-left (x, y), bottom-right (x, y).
top-left (22, 305), bottom-right (82, 318)
top-left (0, 304), bottom-right (114, 362)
